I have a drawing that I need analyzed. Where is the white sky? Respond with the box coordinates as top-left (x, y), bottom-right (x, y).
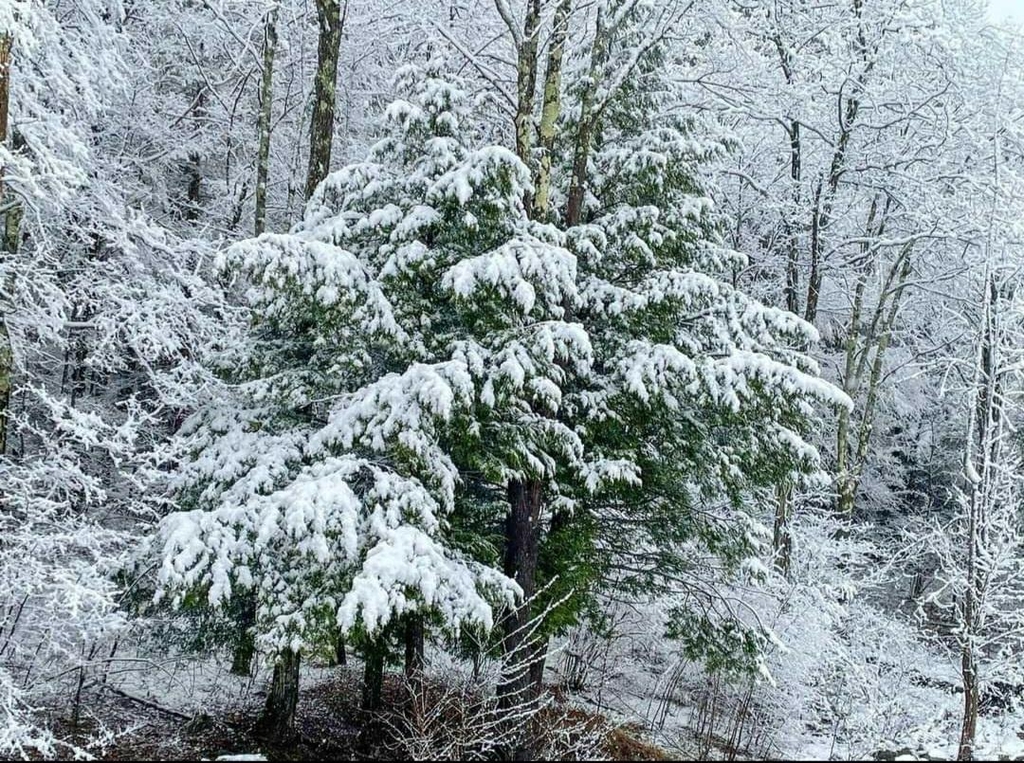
top-left (989, 0), bottom-right (1024, 19)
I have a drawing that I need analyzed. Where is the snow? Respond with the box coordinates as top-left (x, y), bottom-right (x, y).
top-left (444, 237), bottom-right (579, 317)
top-left (8, 2), bottom-right (1024, 759)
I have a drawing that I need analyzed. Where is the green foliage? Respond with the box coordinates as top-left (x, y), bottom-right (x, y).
top-left (523, 0), bottom-right (846, 671)
top-left (666, 608), bottom-right (766, 678)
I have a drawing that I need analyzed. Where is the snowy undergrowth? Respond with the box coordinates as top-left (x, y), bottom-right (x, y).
top-left (543, 513), bottom-right (980, 761)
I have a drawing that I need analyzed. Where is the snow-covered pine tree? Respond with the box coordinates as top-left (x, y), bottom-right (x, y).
top-left (524, 0), bottom-right (853, 679)
top-left (148, 60), bottom-right (596, 729)
top-left (150, 40), bottom-right (848, 736)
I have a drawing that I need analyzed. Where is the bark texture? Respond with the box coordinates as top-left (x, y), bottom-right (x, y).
top-left (533, 0), bottom-right (572, 218)
top-left (565, 5), bottom-right (610, 226)
top-left (262, 650), bottom-right (301, 736)
top-left (254, 10), bottom-right (278, 235)
top-left (361, 637), bottom-right (386, 712)
top-left (497, 479), bottom-right (544, 713)
top-left (0, 33), bottom-right (14, 456)
top-left (304, 0), bottom-right (345, 201)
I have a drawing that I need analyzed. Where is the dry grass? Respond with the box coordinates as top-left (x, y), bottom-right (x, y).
top-left (40, 668), bottom-right (672, 761)
top-left (604, 722), bottom-right (672, 761)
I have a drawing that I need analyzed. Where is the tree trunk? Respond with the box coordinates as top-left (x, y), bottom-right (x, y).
top-left (835, 405), bottom-right (855, 518)
top-left (784, 120), bottom-right (801, 315)
top-left (498, 479), bottom-right (544, 717)
top-left (303, 0), bottom-right (348, 703)
top-left (507, 7), bottom-right (575, 706)
top-left (565, 6), bottom-right (609, 226)
top-left (184, 64), bottom-right (204, 224)
top-left (332, 634), bottom-right (347, 667)
top-left (404, 617), bottom-right (424, 678)
top-left (0, 319), bottom-right (9, 457)
top-left (803, 53), bottom-right (866, 325)
top-left (772, 484), bottom-right (792, 576)
top-left (845, 262), bottom-right (908, 507)
top-left (771, 28), bottom-right (800, 316)
top-left (513, 0), bottom-right (542, 168)
top-left (835, 239), bottom-right (911, 519)
top-left (254, 9), bottom-right (278, 235)
top-left (184, 75), bottom-right (205, 223)
top-left (533, 0), bottom-right (572, 218)
top-left (565, 114), bottom-right (593, 226)
top-left (804, 183), bottom-right (824, 324)
top-left (262, 649), bottom-right (300, 737)
top-left (404, 616), bottom-right (424, 697)
top-left (304, 0), bottom-right (345, 201)
top-left (0, 33), bottom-right (14, 455)
top-left (231, 634), bottom-right (255, 677)
top-left (834, 230), bottom-right (868, 520)
top-left (307, 6), bottom-right (348, 670)
top-left (361, 636), bottom-right (386, 713)
top-left (958, 643), bottom-right (979, 760)
top-left (957, 274), bottom-right (997, 762)
top-left (230, 597), bottom-right (257, 676)
top-left (0, 35), bottom-right (9, 156)
top-left (3, 198), bottom-right (20, 257)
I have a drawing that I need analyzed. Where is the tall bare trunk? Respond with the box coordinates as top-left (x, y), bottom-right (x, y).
top-left (230, 597), bottom-right (257, 676)
top-left (771, 28), bottom-right (801, 316)
top-left (784, 120), bottom-right (801, 314)
top-left (775, 79), bottom-right (800, 552)
top-left (361, 636), bottom-right (386, 712)
top-left (0, 33), bottom-right (14, 456)
top-left (306, 6), bottom-right (348, 680)
top-left (280, 1), bottom-right (344, 724)
top-left (834, 225), bottom-right (870, 519)
top-left (261, 649), bottom-right (300, 737)
top-left (404, 615), bottom-right (424, 697)
top-left (254, 9), bottom-right (278, 235)
top-left (843, 256), bottom-right (909, 505)
top-left (304, 0), bottom-right (345, 201)
top-left (533, 0), bottom-right (572, 218)
top-left (184, 76), bottom-right (205, 223)
top-left (835, 226), bottom-right (911, 519)
top-left (239, 11), bottom-right (276, 659)
top-left (514, 0), bottom-right (542, 166)
top-left (230, 632), bottom-right (255, 676)
top-left (959, 646), bottom-right (979, 760)
top-left (0, 35), bottom-right (9, 165)
top-left (306, 7), bottom-right (348, 684)
top-left (805, 182), bottom-right (824, 324)
top-left (497, 479), bottom-right (544, 759)
top-left (772, 484), bottom-right (792, 575)
top-left (332, 634), bottom-right (347, 666)
top-left (803, 0), bottom-right (872, 326)
top-left (498, 4), bottom-right (574, 725)
top-left (565, 6), bottom-right (610, 226)
top-left (0, 317), bottom-right (9, 456)
top-left (498, 479), bottom-right (544, 708)
top-left (958, 275), bottom-right (998, 761)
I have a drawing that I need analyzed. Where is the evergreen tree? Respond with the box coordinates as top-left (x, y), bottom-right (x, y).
top-left (521, 0), bottom-right (852, 678)
top-left (148, 60), bottom-right (591, 726)
top-left (151, 49), bottom-right (848, 729)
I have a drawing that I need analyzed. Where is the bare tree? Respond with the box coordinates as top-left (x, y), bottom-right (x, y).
top-left (0, 32), bottom-right (13, 455)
